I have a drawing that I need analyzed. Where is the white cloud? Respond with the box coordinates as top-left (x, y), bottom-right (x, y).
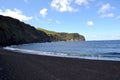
top-left (0, 8), bottom-right (32, 21)
top-left (40, 8), bottom-right (48, 17)
top-left (98, 3), bottom-right (115, 18)
top-left (75, 0), bottom-right (89, 6)
top-left (98, 3), bottom-right (115, 14)
top-left (51, 0), bottom-right (75, 12)
top-left (50, 0), bottom-right (93, 12)
top-left (101, 13), bottom-right (114, 18)
top-left (87, 21), bottom-right (94, 26)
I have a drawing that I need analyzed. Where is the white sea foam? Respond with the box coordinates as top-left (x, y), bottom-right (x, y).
top-left (3, 47), bottom-right (68, 57)
top-left (3, 46), bottom-right (120, 61)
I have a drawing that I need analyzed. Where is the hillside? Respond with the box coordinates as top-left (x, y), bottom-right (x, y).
top-left (0, 15), bottom-right (85, 46)
top-left (37, 28), bottom-right (85, 41)
top-left (0, 15), bottom-right (50, 46)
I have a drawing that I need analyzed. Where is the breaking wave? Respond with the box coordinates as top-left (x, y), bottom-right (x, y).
top-left (3, 46), bottom-right (120, 61)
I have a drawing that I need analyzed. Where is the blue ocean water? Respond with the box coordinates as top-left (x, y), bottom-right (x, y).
top-left (4, 40), bottom-right (120, 61)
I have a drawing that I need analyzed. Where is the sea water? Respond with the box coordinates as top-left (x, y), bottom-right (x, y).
top-left (3, 40), bottom-right (120, 61)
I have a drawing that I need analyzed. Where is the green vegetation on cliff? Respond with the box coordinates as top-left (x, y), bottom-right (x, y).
top-left (37, 28), bottom-right (85, 41)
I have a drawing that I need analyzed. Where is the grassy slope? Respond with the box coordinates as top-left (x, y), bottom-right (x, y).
top-left (37, 28), bottom-right (58, 35)
top-left (37, 28), bottom-right (85, 41)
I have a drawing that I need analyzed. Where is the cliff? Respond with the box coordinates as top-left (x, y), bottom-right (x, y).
top-left (37, 28), bottom-right (85, 42)
top-left (0, 15), bottom-right (85, 46)
top-left (0, 15), bottom-right (50, 46)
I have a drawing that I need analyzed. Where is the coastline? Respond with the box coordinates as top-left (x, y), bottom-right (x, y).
top-left (0, 49), bottom-right (120, 80)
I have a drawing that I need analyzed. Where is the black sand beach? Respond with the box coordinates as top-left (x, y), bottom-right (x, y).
top-left (0, 49), bottom-right (120, 80)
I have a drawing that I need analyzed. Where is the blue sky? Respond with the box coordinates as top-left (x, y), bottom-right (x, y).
top-left (0, 0), bottom-right (120, 40)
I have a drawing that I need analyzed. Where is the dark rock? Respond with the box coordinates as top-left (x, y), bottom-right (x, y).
top-left (0, 15), bottom-right (50, 46)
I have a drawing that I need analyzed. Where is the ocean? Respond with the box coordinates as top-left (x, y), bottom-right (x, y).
top-left (3, 40), bottom-right (120, 61)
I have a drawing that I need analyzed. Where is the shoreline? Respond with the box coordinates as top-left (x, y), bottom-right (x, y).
top-left (0, 49), bottom-right (120, 80)
top-left (3, 46), bottom-right (120, 61)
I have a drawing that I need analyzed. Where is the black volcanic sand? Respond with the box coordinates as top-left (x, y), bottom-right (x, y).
top-left (0, 49), bottom-right (120, 80)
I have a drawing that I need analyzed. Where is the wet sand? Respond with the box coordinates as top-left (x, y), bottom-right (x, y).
top-left (0, 49), bottom-right (120, 80)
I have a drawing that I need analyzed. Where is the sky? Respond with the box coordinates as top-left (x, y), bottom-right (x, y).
top-left (0, 0), bottom-right (120, 40)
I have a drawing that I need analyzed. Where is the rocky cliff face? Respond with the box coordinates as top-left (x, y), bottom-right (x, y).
top-left (0, 15), bottom-right (50, 46)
